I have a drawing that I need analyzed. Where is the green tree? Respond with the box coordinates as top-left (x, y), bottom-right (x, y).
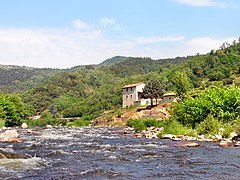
top-left (143, 79), bottom-right (164, 106)
top-left (0, 93), bottom-right (32, 126)
top-left (172, 71), bottom-right (192, 99)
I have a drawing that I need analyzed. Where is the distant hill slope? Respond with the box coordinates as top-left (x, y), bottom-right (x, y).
top-left (0, 65), bottom-right (64, 93)
top-left (108, 56), bottom-right (187, 77)
top-left (22, 39), bottom-right (240, 121)
top-left (99, 56), bottom-right (129, 65)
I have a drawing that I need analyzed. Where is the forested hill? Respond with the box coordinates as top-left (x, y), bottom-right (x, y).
top-left (22, 39), bottom-right (240, 120)
top-left (99, 56), bottom-right (129, 65)
top-left (0, 65), bottom-right (64, 93)
top-left (108, 56), bottom-right (187, 77)
top-left (0, 56), bottom-right (187, 93)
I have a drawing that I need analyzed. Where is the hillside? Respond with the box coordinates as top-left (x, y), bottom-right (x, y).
top-left (2, 39), bottom-right (240, 125)
top-left (0, 65), bottom-right (64, 93)
top-left (99, 56), bottom-right (129, 65)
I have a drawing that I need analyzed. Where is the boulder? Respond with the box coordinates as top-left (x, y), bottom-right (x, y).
top-left (144, 133), bottom-right (153, 139)
top-left (21, 123), bottom-right (28, 129)
top-left (230, 132), bottom-right (238, 138)
top-left (0, 129), bottom-right (21, 143)
top-left (172, 137), bottom-right (182, 141)
top-left (219, 140), bottom-right (234, 148)
top-left (46, 124), bottom-right (52, 128)
top-left (234, 142), bottom-right (240, 147)
top-left (176, 142), bottom-right (200, 148)
top-left (134, 133), bottom-right (142, 138)
top-left (163, 134), bottom-right (174, 139)
top-left (214, 135), bottom-right (222, 141)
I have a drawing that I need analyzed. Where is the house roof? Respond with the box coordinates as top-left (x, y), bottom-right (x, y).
top-left (163, 92), bottom-right (176, 97)
top-left (123, 82), bottom-right (145, 88)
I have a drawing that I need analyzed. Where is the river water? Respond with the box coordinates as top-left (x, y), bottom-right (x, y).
top-left (0, 127), bottom-right (240, 180)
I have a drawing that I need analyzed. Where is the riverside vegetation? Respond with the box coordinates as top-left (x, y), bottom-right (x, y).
top-left (1, 39), bottom-right (240, 139)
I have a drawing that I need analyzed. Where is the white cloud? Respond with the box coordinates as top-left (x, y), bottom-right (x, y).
top-left (99, 17), bottom-right (122, 31)
top-left (175, 0), bottom-right (215, 7)
top-left (174, 0), bottom-right (235, 8)
top-left (0, 26), bottom-right (237, 68)
top-left (100, 17), bottom-right (116, 26)
top-left (156, 36), bottom-right (237, 59)
top-left (135, 35), bottom-right (185, 44)
top-left (72, 19), bottom-right (90, 30)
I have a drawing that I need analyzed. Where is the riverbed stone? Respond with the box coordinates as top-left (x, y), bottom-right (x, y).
top-left (46, 125), bottom-right (52, 128)
top-left (134, 133), bottom-right (142, 138)
top-left (230, 132), bottom-right (238, 138)
top-left (0, 129), bottom-right (21, 142)
top-left (21, 123), bottom-right (28, 129)
top-left (176, 142), bottom-right (200, 147)
top-left (234, 142), bottom-right (240, 147)
top-left (163, 134), bottom-right (174, 139)
top-left (219, 140), bottom-right (233, 148)
top-left (172, 137), bottom-right (181, 141)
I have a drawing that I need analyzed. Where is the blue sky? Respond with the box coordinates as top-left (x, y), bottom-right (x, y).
top-left (0, 0), bottom-right (239, 68)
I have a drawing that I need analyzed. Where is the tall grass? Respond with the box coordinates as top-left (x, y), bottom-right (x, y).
top-left (0, 119), bottom-right (5, 127)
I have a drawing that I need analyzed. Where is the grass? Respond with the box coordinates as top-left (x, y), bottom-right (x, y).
top-left (127, 118), bottom-right (196, 137)
top-left (67, 118), bottom-right (90, 127)
top-left (0, 119), bottom-right (5, 127)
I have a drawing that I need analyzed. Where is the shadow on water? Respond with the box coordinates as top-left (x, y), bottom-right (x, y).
top-left (0, 127), bottom-right (240, 179)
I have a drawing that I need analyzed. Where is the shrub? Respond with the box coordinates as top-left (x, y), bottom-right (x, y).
top-left (127, 119), bottom-right (146, 132)
top-left (67, 118), bottom-right (90, 127)
top-left (0, 119), bottom-right (5, 127)
top-left (28, 118), bottom-right (67, 127)
top-left (160, 119), bottom-right (196, 137)
top-left (196, 114), bottom-right (221, 135)
top-left (174, 87), bottom-right (240, 128)
top-left (234, 117), bottom-right (240, 134)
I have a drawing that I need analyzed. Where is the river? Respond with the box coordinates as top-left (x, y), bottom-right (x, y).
top-left (0, 127), bottom-right (240, 179)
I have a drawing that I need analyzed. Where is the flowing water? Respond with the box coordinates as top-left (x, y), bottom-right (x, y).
top-left (0, 127), bottom-right (240, 179)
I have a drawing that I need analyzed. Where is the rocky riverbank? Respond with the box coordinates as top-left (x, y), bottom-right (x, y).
top-left (123, 126), bottom-right (240, 148)
top-left (1, 123), bottom-right (240, 148)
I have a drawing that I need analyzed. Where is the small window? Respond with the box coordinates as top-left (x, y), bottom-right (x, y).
top-left (126, 88), bottom-right (128, 92)
top-left (126, 95), bottom-right (128, 99)
top-left (130, 95), bottom-right (133, 98)
top-left (130, 87), bottom-right (133, 91)
top-left (169, 97), bottom-right (171, 100)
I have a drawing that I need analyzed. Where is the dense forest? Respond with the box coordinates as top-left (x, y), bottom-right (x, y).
top-left (1, 39), bottom-right (240, 131)
top-left (0, 65), bottom-right (64, 93)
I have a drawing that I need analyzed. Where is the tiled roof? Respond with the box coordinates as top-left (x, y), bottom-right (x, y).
top-left (163, 92), bottom-right (176, 96)
top-left (123, 82), bottom-right (145, 88)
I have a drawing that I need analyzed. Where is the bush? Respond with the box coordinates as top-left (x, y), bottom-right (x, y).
top-left (174, 87), bottom-right (240, 128)
top-left (160, 119), bottom-right (196, 137)
top-left (127, 118), bottom-right (196, 137)
top-left (28, 118), bottom-right (67, 127)
top-left (127, 119), bottom-right (165, 132)
top-left (0, 119), bottom-right (5, 127)
top-left (234, 117), bottom-right (240, 134)
top-left (127, 119), bottom-right (146, 132)
top-left (67, 118), bottom-right (90, 127)
top-left (196, 114), bottom-right (221, 135)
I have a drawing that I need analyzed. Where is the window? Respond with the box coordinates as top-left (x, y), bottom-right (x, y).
top-left (126, 95), bottom-right (128, 99)
top-left (126, 88), bottom-right (128, 92)
top-left (169, 97), bottom-right (171, 100)
top-left (130, 87), bottom-right (133, 91)
top-left (130, 95), bottom-right (133, 98)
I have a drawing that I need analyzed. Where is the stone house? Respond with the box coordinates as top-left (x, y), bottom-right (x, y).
top-left (162, 92), bottom-right (177, 103)
top-left (122, 82), bottom-right (176, 107)
top-left (122, 82), bottom-right (149, 108)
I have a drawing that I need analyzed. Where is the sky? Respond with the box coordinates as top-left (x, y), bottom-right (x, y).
top-left (0, 0), bottom-right (239, 68)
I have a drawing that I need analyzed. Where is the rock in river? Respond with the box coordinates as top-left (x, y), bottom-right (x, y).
top-left (21, 123), bottom-right (28, 129)
top-left (0, 129), bottom-right (22, 143)
top-left (175, 142), bottom-right (200, 148)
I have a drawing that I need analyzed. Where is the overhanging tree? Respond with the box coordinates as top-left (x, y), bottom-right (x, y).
top-left (143, 79), bottom-right (164, 106)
